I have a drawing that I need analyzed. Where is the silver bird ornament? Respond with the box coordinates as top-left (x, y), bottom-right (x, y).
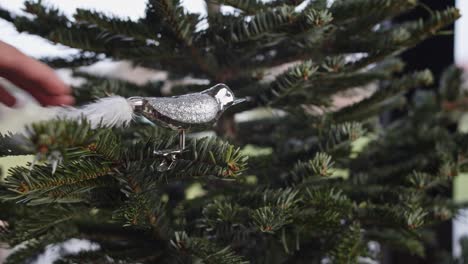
top-left (127, 83), bottom-right (245, 170)
top-left (55, 83), bottom-right (245, 171)
top-left (128, 83), bottom-right (244, 131)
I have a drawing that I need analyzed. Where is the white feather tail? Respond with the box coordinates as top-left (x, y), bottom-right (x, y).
top-left (58, 96), bottom-right (134, 127)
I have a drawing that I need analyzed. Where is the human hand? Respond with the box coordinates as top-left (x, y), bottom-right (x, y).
top-left (0, 41), bottom-right (74, 107)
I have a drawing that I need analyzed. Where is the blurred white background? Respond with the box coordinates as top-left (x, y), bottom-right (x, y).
top-left (0, 0), bottom-right (207, 57)
top-left (457, 0), bottom-right (468, 64)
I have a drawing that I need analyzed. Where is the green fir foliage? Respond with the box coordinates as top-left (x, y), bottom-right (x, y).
top-left (0, 0), bottom-right (464, 263)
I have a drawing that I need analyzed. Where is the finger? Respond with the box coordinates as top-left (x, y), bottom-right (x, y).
top-left (33, 94), bottom-right (75, 106)
top-left (4, 58), bottom-right (72, 96)
top-left (23, 60), bottom-right (72, 95)
top-left (23, 87), bottom-right (75, 106)
top-left (3, 75), bottom-right (73, 107)
top-left (0, 84), bottom-right (16, 107)
top-left (2, 68), bottom-right (74, 107)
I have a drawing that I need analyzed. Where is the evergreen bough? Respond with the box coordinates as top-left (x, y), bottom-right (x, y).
top-left (0, 1), bottom-right (464, 263)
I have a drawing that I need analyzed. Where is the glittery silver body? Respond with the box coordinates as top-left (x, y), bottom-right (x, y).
top-left (146, 93), bottom-right (219, 128)
top-left (129, 83), bottom-right (244, 130)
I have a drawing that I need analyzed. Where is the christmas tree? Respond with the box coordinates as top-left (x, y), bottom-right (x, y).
top-left (0, 0), bottom-right (464, 263)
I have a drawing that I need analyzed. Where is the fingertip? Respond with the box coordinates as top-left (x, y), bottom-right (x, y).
top-left (54, 81), bottom-right (73, 95)
top-left (2, 97), bottom-right (17, 107)
top-left (25, 89), bottom-right (75, 107)
top-left (38, 76), bottom-right (72, 96)
top-left (12, 56), bottom-right (73, 96)
top-left (42, 67), bottom-right (73, 96)
top-left (61, 95), bottom-right (75, 106)
top-left (0, 86), bottom-right (17, 107)
top-left (45, 95), bottom-right (75, 107)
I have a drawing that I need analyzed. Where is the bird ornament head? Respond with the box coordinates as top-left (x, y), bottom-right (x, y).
top-left (201, 83), bottom-right (244, 110)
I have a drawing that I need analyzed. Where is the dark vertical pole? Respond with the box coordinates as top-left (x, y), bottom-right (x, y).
top-left (388, 0), bottom-right (455, 263)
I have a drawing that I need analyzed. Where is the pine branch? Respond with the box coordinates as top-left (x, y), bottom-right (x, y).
top-left (112, 192), bottom-right (169, 237)
top-left (1, 121), bottom-right (126, 205)
top-left (326, 223), bottom-right (362, 263)
top-left (359, 202), bottom-right (428, 230)
top-left (235, 119), bottom-right (364, 181)
top-left (333, 70), bottom-right (434, 122)
top-left (0, 6), bottom-right (14, 23)
top-left (238, 6), bottom-right (458, 76)
top-left (243, 57), bottom-right (403, 108)
top-left (304, 58), bottom-right (405, 96)
top-left (0, 133), bottom-right (32, 157)
top-left (350, 110), bottom-right (456, 186)
top-left (250, 206), bottom-right (294, 233)
top-left (274, 121), bottom-right (365, 165)
top-left (334, 7), bottom-right (460, 54)
top-left (198, 5), bottom-right (333, 77)
top-left (47, 26), bottom-right (153, 57)
top-left (4, 2), bottom-right (179, 69)
top-left (1, 207), bottom-right (128, 264)
top-left (120, 135), bottom-right (248, 182)
top-left (74, 9), bottom-right (154, 41)
top-left (72, 222), bottom-right (167, 261)
top-left (2, 206), bottom-right (77, 245)
top-left (0, 0), bottom-right (463, 262)
top-left (2, 159), bottom-right (115, 205)
top-left (206, 5), bottom-right (332, 51)
top-left (14, 1), bottom-right (69, 36)
top-left (177, 137), bottom-right (248, 178)
top-left (366, 229), bottom-right (425, 257)
top-left (255, 60), bottom-right (319, 105)
top-left (146, 0), bottom-right (198, 46)
top-left (210, 5), bottom-right (293, 44)
top-left (40, 52), bottom-right (101, 68)
top-left (171, 232), bottom-right (249, 264)
top-left (331, 0), bottom-right (417, 25)
top-left (10, 6), bottom-right (141, 57)
top-left (211, 0), bottom-right (265, 14)
top-left (303, 188), bottom-right (353, 219)
top-left (397, 7), bottom-right (460, 47)
top-left (3, 238), bottom-right (48, 264)
top-left (439, 65), bottom-right (464, 102)
top-left (145, 1), bottom-right (218, 77)
top-left (200, 198), bottom-right (245, 231)
top-left (288, 152), bottom-right (335, 185)
top-left (72, 73), bottom-right (164, 104)
top-left (26, 119), bottom-right (96, 158)
top-left (212, 0), bottom-right (306, 14)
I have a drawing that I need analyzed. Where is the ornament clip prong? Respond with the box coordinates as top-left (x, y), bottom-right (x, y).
top-left (153, 129), bottom-right (187, 172)
top-left (179, 129), bottom-right (186, 150)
